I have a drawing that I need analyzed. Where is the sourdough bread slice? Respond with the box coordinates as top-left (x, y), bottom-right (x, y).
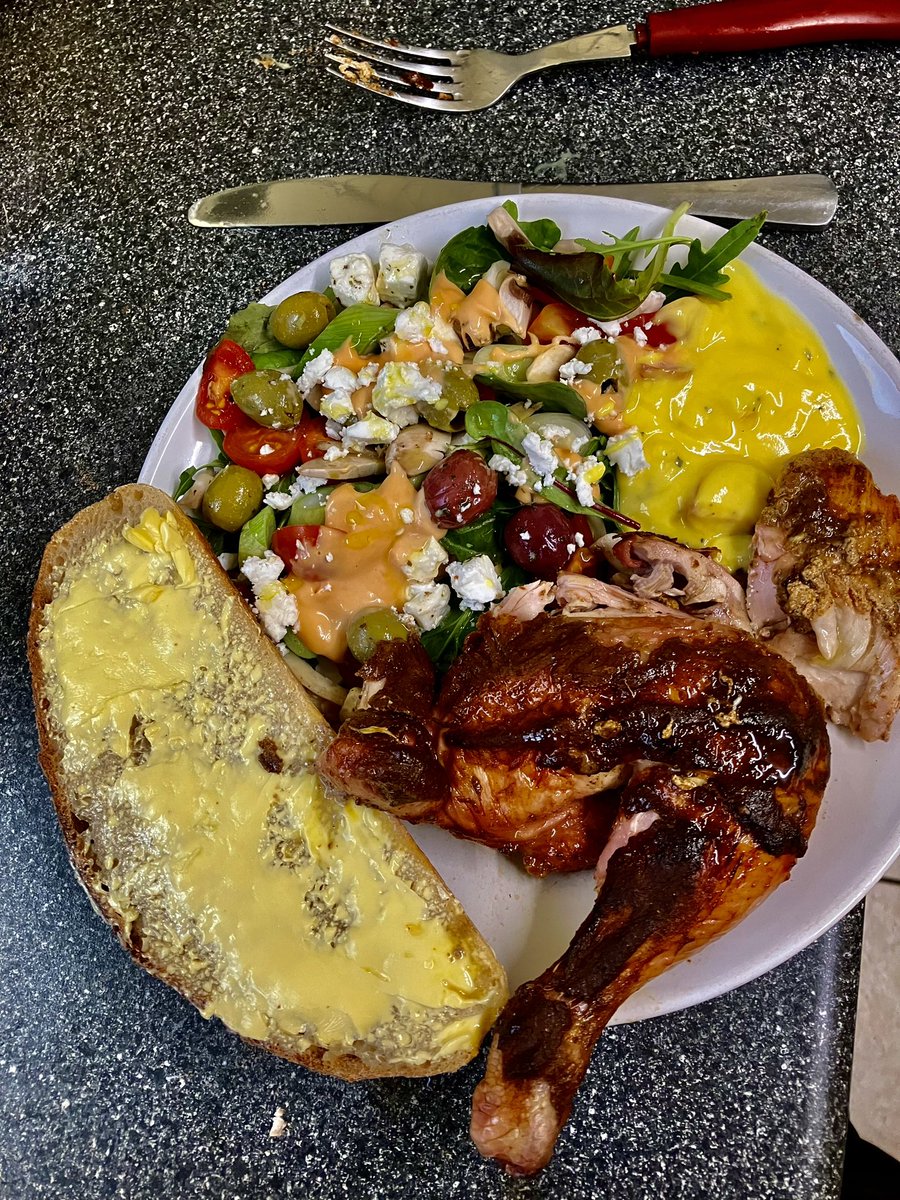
top-left (29, 484), bottom-right (506, 1079)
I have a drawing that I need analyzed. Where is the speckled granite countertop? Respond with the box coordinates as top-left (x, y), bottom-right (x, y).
top-left (2, 0), bottom-right (895, 1195)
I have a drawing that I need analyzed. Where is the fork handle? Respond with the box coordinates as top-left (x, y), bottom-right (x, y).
top-left (636, 0), bottom-right (900, 55)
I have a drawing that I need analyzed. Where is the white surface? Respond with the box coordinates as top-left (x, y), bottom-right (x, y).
top-left (141, 195), bottom-right (900, 1023)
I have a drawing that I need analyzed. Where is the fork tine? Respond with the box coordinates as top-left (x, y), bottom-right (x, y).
top-left (321, 39), bottom-right (462, 81)
top-left (323, 52), bottom-right (465, 97)
top-left (324, 67), bottom-right (471, 112)
top-left (324, 23), bottom-right (464, 65)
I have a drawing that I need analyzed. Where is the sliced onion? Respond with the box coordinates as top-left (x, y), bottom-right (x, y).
top-left (284, 652), bottom-right (348, 704)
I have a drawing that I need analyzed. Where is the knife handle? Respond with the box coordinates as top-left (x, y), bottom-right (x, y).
top-left (636, 0), bottom-right (900, 56)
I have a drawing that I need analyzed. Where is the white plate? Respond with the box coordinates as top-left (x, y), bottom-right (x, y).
top-left (141, 195), bottom-right (900, 1023)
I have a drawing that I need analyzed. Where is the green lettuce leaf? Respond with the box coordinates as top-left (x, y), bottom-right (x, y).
top-left (502, 200), bottom-right (561, 252)
top-left (430, 225), bottom-right (504, 294)
top-left (225, 302), bottom-right (281, 355)
top-left (474, 374), bottom-right (587, 420)
top-left (292, 304), bottom-right (398, 375)
top-left (420, 606), bottom-right (478, 673)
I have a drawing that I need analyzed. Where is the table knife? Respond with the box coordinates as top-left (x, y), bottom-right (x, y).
top-left (187, 173), bottom-right (837, 229)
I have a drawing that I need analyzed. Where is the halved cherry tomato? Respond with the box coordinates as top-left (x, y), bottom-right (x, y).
top-left (619, 313), bottom-right (677, 348)
top-left (196, 339), bottom-right (255, 431)
top-left (293, 411), bottom-right (330, 463)
top-left (271, 524), bottom-right (321, 570)
top-left (223, 419), bottom-right (310, 475)
top-left (527, 302), bottom-right (585, 343)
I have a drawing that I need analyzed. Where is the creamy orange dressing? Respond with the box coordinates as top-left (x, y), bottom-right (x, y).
top-left (617, 261), bottom-right (863, 570)
top-left (286, 467), bottom-right (444, 659)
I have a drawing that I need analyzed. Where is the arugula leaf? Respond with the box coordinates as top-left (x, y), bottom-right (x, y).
top-left (659, 212), bottom-right (766, 301)
top-left (420, 606), bottom-right (478, 673)
top-left (292, 304), bottom-right (398, 375)
top-left (430, 224), bottom-right (505, 294)
top-left (502, 200), bottom-right (562, 252)
top-left (225, 302), bottom-right (281, 355)
top-left (474, 374), bottom-right (588, 420)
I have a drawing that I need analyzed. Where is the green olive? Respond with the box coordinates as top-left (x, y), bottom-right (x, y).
top-left (419, 365), bottom-right (480, 432)
top-left (202, 465), bottom-right (264, 532)
top-left (575, 339), bottom-right (623, 386)
top-left (231, 370), bottom-right (303, 429)
top-left (346, 607), bottom-right (410, 663)
top-left (268, 291), bottom-right (334, 349)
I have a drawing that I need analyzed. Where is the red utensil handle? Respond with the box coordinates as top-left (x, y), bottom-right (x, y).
top-left (636, 0), bottom-right (900, 56)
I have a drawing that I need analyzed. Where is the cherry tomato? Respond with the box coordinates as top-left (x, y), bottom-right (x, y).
top-left (618, 313), bottom-right (676, 348)
top-left (423, 450), bottom-right (498, 529)
top-left (504, 506), bottom-right (593, 580)
top-left (527, 302), bottom-right (584, 343)
top-left (223, 419), bottom-right (310, 475)
top-left (271, 524), bottom-right (320, 570)
top-left (293, 411), bottom-right (330, 462)
top-left (196, 339), bottom-right (255, 431)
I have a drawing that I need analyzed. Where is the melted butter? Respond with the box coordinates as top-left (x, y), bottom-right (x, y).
top-left (616, 261), bottom-right (863, 570)
top-left (41, 507), bottom-right (498, 1061)
top-left (286, 467), bottom-right (445, 659)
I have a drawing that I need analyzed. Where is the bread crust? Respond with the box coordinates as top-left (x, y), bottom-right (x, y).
top-left (29, 484), bottom-right (506, 1080)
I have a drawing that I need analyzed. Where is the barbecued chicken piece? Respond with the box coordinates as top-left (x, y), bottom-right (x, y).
top-left (320, 610), bottom-right (829, 1171)
top-left (747, 448), bottom-right (900, 740)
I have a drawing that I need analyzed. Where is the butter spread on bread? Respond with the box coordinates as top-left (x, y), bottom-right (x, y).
top-left (29, 484), bottom-right (506, 1079)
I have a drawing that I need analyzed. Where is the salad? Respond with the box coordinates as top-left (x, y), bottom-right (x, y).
top-left (175, 202), bottom-right (767, 706)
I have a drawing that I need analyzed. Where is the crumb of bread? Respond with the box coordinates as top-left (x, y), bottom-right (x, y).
top-left (269, 1106), bottom-right (288, 1138)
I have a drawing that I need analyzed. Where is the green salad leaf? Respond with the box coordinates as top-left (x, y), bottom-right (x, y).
top-left (502, 201), bottom-right (561, 253)
top-left (658, 212), bottom-right (766, 301)
top-left (238, 506), bottom-right (275, 565)
top-left (283, 629), bottom-right (316, 660)
top-left (292, 304), bottom-right (398, 375)
top-left (475, 374), bottom-right (588, 420)
top-left (440, 498), bottom-right (516, 566)
top-left (225, 302), bottom-right (281, 355)
top-left (430, 224), bottom-right (504, 294)
top-left (421, 607), bottom-right (478, 673)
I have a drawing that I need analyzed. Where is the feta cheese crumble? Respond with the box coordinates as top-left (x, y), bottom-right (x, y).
top-left (342, 415), bottom-right (400, 446)
top-left (606, 428), bottom-right (650, 476)
top-left (488, 453), bottom-right (527, 488)
top-left (559, 357), bottom-right (593, 385)
top-left (372, 360), bottom-right (441, 428)
top-left (447, 556), bottom-right (505, 611)
top-left (329, 252), bottom-right (380, 308)
top-left (402, 537), bottom-right (448, 583)
top-left (571, 326), bottom-right (604, 345)
top-left (376, 243), bottom-right (429, 308)
top-left (298, 348), bottom-right (334, 397)
top-left (403, 581), bottom-right (452, 631)
top-left (570, 456), bottom-right (606, 507)
top-left (393, 301), bottom-right (459, 356)
top-left (242, 552), bottom-right (299, 643)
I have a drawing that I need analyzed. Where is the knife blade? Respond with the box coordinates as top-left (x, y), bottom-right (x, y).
top-left (187, 173), bottom-right (837, 229)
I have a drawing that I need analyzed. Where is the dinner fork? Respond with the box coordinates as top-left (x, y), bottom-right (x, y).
top-left (323, 1), bottom-right (900, 112)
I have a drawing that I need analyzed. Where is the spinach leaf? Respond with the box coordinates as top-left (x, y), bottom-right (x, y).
top-left (502, 200), bottom-right (562, 252)
top-left (659, 212), bottom-right (766, 301)
top-left (465, 400), bottom-right (525, 448)
top-left (238, 506), bottom-right (275, 565)
top-left (224, 302), bottom-right (281, 355)
top-left (173, 462), bottom-right (221, 502)
top-left (430, 224), bottom-right (504, 294)
top-left (420, 606), bottom-right (478, 673)
top-left (475, 374), bottom-right (588, 420)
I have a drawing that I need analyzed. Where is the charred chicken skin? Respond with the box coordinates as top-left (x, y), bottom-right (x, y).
top-left (319, 610), bottom-right (829, 1172)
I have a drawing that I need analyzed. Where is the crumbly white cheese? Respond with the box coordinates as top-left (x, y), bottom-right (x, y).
top-left (403, 537), bottom-right (449, 584)
top-left (571, 326), bottom-right (604, 345)
top-left (323, 365), bottom-right (358, 393)
top-left (558, 358), bottom-right (593, 384)
top-left (242, 551), bottom-right (285, 589)
top-left (298, 348), bottom-right (334, 397)
top-left (488, 453), bottom-right (527, 488)
top-left (319, 389), bottom-right (356, 423)
top-left (521, 431), bottom-right (559, 486)
top-left (242, 553), bottom-right (299, 642)
top-left (393, 301), bottom-right (459, 356)
top-left (372, 360), bottom-right (441, 428)
top-left (570, 455), bottom-right (606, 507)
top-left (342, 415), bottom-right (400, 445)
top-left (403, 581), bottom-right (452, 631)
top-left (606, 427), bottom-right (649, 476)
top-left (261, 473), bottom-right (280, 489)
top-left (447, 555), bottom-right (505, 611)
top-left (376, 243), bottom-right (429, 307)
top-left (329, 253), bottom-right (380, 308)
